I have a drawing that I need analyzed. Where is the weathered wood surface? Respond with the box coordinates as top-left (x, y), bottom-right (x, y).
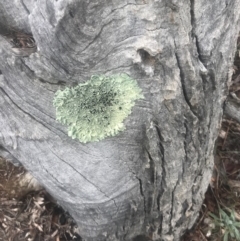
top-left (0, 1), bottom-right (239, 240)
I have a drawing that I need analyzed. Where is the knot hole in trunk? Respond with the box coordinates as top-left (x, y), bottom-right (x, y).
top-left (136, 49), bottom-right (156, 77)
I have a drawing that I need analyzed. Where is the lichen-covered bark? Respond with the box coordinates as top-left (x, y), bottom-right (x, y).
top-left (0, 1), bottom-right (239, 240)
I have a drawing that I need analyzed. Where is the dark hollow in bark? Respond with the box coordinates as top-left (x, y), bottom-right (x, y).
top-left (0, 1), bottom-right (240, 240)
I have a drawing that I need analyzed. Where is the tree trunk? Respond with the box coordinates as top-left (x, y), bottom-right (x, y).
top-left (0, 1), bottom-right (239, 240)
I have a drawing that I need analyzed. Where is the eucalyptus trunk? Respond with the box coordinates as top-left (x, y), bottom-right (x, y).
top-left (0, 1), bottom-right (239, 240)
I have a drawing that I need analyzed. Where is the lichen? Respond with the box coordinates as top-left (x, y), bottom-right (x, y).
top-left (53, 74), bottom-right (143, 143)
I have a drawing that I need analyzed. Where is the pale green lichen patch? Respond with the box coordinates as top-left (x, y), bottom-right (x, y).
top-left (53, 74), bottom-right (143, 143)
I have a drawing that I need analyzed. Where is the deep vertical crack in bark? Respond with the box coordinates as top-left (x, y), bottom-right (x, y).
top-left (169, 181), bottom-right (179, 233)
top-left (136, 177), bottom-right (146, 216)
top-left (124, 157), bottom-right (147, 229)
top-left (190, 0), bottom-right (208, 69)
top-left (155, 125), bottom-right (166, 195)
top-left (189, 0), bottom-right (195, 39)
top-left (183, 118), bottom-right (188, 178)
top-left (154, 124), bottom-right (167, 234)
top-left (174, 52), bottom-right (198, 119)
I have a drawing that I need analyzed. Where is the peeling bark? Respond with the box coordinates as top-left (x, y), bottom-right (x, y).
top-left (0, 1), bottom-right (240, 240)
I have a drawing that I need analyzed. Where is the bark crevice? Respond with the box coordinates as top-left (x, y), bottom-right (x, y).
top-left (174, 52), bottom-right (199, 119)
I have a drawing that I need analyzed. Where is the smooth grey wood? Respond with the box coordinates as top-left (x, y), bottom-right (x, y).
top-left (0, 1), bottom-right (239, 240)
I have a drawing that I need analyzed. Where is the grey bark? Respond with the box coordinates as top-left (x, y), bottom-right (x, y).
top-left (0, 1), bottom-right (239, 240)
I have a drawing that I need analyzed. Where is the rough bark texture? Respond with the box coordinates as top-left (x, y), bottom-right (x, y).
top-left (0, 1), bottom-right (239, 240)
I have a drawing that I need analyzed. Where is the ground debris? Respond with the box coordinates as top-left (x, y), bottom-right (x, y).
top-left (0, 157), bottom-right (81, 241)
